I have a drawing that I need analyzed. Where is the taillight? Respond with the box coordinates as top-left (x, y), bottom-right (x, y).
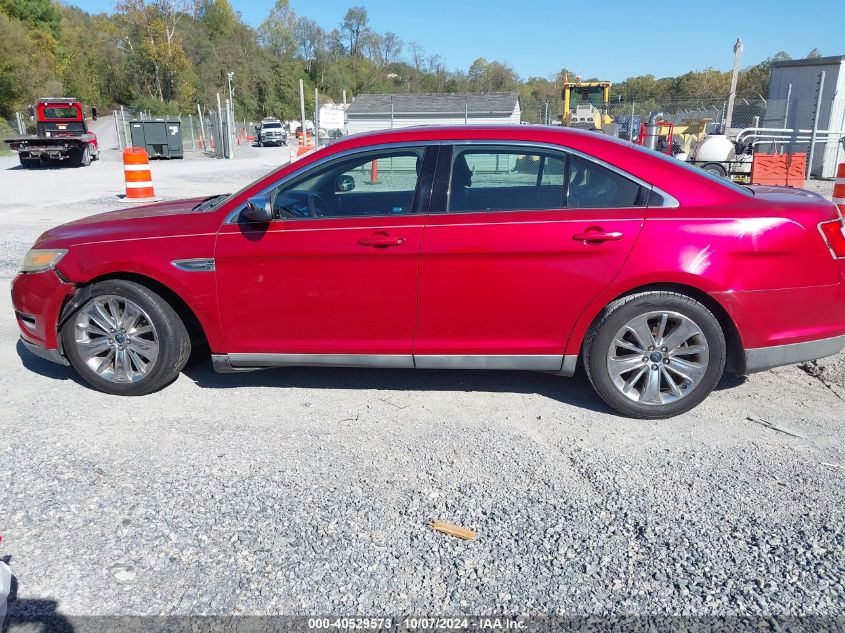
top-left (819, 219), bottom-right (845, 258)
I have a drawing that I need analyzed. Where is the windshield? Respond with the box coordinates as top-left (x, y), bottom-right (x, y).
top-left (213, 156), bottom-right (304, 210)
top-left (577, 88), bottom-right (605, 107)
top-left (263, 122), bottom-right (282, 129)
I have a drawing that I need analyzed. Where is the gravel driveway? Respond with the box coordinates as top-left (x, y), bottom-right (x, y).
top-left (1, 119), bottom-right (843, 626)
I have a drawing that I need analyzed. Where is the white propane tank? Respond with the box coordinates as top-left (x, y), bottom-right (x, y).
top-left (692, 134), bottom-right (736, 163)
top-left (675, 152), bottom-right (688, 162)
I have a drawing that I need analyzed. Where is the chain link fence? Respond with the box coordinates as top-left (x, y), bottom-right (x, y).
top-left (520, 95), bottom-right (845, 179)
top-left (113, 107), bottom-right (208, 155)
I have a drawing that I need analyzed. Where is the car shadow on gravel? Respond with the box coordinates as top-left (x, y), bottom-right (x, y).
top-left (15, 340), bottom-right (87, 387)
top-left (183, 358), bottom-right (615, 414)
top-left (2, 568), bottom-right (74, 632)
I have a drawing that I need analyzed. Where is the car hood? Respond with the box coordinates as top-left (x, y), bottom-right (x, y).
top-left (35, 197), bottom-right (221, 248)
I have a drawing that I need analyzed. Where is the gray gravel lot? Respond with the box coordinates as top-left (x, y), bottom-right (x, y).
top-left (1, 117), bottom-right (844, 622)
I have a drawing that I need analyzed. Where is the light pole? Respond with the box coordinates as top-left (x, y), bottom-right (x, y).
top-left (724, 37), bottom-right (743, 132)
top-left (227, 71), bottom-right (235, 154)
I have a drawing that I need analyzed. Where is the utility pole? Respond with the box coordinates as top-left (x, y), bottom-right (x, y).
top-left (724, 37), bottom-right (743, 132)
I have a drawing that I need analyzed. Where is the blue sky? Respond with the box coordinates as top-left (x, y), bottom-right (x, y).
top-left (64, 0), bottom-right (844, 81)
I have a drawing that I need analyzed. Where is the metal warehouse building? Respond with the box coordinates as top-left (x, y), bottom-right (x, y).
top-left (345, 92), bottom-right (521, 135)
top-left (763, 55), bottom-right (845, 178)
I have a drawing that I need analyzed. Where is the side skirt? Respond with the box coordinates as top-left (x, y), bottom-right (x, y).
top-left (211, 353), bottom-right (578, 376)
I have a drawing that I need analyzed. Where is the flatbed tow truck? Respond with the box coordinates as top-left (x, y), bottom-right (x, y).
top-left (4, 98), bottom-right (99, 168)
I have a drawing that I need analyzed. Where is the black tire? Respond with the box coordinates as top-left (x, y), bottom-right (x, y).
top-left (701, 162), bottom-right (727, 178)
top-left (583, 291), bottom-right (726, 419)
top-left (20, 157), bottom-right (39, 168)
top-left (61, 279), bottom-right (191, 396)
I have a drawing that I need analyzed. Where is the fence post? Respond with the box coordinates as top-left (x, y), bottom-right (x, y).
top-left (120, 106), bottom-right (128, 147)
top-left (630, 100), bottom-right (635, 141)
top-left (188, 113), bottom-right (195, 151)
top-left (314, 88), bottom-right (319, 143)
top-left (225, 98), bottom-right (233, 158)
top-left (808, 70), bottom-right (826, 179)
top-left (833, 99), bottom-right (845, 170)
top-left (782, 83), bottom-right (792, 129)
top-left (217, 93), bottom-right (225, 158)
top-left (197, 104), bottom-right (206, 150)
top-left (114, 111), bottom-right (122, 149)
top-left (299, 79), bottom-right (307, 146)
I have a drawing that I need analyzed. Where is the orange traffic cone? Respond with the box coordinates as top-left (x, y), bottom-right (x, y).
top-left (123, 148), bottom-right (156, 201)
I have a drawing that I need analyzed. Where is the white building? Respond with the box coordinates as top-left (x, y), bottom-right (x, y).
top-left (345, 92), bottom-right (521, 136)
top-left (763, 55), bottom-right (845, 178)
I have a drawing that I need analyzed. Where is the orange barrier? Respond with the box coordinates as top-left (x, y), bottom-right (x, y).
top-left (123, 147), bottom-right (156, 200)
top-left (834, 163), bottom-right (845, 216)
top-left (290, 144), bottom-right (316, 163)
top-left (750, 152), bottom-right (806, 187)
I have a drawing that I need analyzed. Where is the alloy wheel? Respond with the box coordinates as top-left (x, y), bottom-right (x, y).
top-left (72, 294), bottom-right (159, 383)
top-left (606, 310), bottom-right (709, 406)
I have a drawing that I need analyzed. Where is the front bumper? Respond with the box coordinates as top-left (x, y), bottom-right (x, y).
top-left (745, 334), bottom-right (845, 373)
top-left (11, 268), bottom-right (76, 352)
top-left (20, 337), bottom-right (69, 365)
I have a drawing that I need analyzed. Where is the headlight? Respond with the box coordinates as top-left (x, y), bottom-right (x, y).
top-left (20, 248), bottom-right (68, 273)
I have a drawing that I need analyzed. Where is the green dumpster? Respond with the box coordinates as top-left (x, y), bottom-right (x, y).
top-left (129, 120), bottom-right (183, 159)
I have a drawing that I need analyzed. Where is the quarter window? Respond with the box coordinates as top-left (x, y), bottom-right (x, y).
top-left (265, 147), bottom-right (426, 219)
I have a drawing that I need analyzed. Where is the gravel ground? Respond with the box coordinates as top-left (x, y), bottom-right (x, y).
top-left (1, 118), bottom-right (844, 625)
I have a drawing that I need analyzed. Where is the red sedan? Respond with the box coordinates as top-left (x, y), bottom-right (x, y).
top-left (12, 126), bottom-right (845, 417)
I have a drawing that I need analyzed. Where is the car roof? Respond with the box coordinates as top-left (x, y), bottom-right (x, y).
top-left (341, 124), bottom-right (617, 143)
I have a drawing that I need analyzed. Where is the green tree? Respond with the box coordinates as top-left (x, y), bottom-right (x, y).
top-left (0, 0), bottom-right (60, 37)
top-left (340, 6), bottom-right (368, 57)
top-left (259, 0), bottom-right (298, 58)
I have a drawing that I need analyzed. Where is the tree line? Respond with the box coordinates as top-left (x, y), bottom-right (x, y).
top-left (0, 0), bottom-right (824, 121)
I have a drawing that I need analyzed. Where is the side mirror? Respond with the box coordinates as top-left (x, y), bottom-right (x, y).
top-left (335, 174), bottom-right (355, 193)
top-left (242, 195), bottom-right (272, 222)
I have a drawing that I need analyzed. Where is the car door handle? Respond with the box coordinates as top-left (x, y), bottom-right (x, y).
top-left (572, 229), bottom-right (624, 243)
top-left (358, 232), bottom-right (407, 248)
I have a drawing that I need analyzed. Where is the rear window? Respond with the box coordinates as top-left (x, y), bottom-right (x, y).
top-left (629, 143), bottom-right (753, 196)
top-left (42, 107), bottom-right (79, 119)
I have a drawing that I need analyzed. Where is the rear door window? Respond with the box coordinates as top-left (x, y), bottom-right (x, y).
top-left (448, 147), bottom-right (567, 212)
top-left (567, 154), bottom-right (646, 208)
top-left (444, 145), bottom-right (647, 213)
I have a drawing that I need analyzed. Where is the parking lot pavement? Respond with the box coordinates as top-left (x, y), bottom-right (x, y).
top-left (1, 140), bottom-right (844, 618)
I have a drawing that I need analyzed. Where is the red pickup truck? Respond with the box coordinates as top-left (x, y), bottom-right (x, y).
top-left (4, 98), bottom-right (99, 168)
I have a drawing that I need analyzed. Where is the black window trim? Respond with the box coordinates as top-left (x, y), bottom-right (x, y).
top-left (226, 141), bottom-right (442, 224)
top-left (432, 140), bottom-right (678, 214)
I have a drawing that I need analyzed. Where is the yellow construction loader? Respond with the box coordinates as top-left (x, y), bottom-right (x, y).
top-left (561, 79), bottom-right (613, 130)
